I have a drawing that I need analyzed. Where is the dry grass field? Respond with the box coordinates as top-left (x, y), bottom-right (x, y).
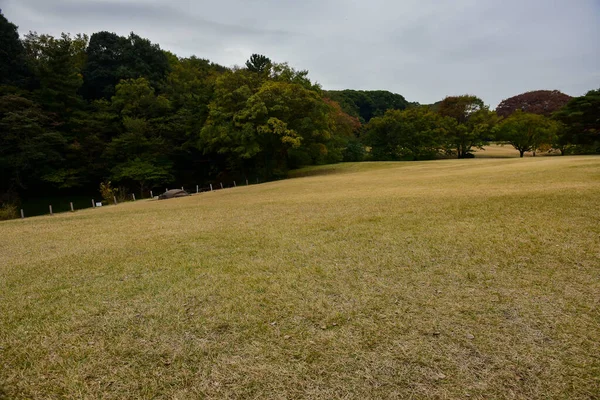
top-left (474, 143), bottom-right (559, 158)
top-left (1, 156), bottom-right (599, 399)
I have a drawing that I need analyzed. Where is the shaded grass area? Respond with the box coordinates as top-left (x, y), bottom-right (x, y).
top-left (1, 156), bottom-right (599, 399)
top-left (19, 194), bottom-right (97, 217)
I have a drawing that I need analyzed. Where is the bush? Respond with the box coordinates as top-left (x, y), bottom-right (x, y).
top-left (0, 204), bottom-right (19, 221)
top-left (99, 181), bottom-right (132, 204)
top-left (99, 181), bottom-right (117, 204)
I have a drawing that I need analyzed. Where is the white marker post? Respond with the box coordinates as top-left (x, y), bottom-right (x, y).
top-left (132, 193), bottom-right (136, 201)
top-left (181, 186), bottom-right (184, 191)
top-left (150, 190), bottom-right (153, 198)
top-left (70, 202), bottom-right (74, 212)
top-left (196, 185), bottom-right (199, 193)
top-left (233, 181), bottom-right (236, 187)
top-left (49, 205), bottom-right (53, 215)
top-left (113, 196), bottom-right (117, 205)
top-left (20, 209), bottom-right (24, 219)
top-left (92, 199), bottom-right (95, 208)
top-left (210, 184), bottom-right (213, 191)
top-left (246, 179), bottom-right (249, 186)
top-left (220, 182), bottom-right (224, 189)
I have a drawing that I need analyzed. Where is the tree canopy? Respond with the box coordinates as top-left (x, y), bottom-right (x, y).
top-left (325, 90), bottom-right (410, 123)
top-left (363, 107), bottom-right (450, 161)
top-left (0, 11), bottom-right (28, 87)
top-left (553, 89), bottom-right (600, 152)
top-left (82, 31), bottom-right (170, 100)
top-left (494, 111), bottom-right (559, 157)
top-left (437, 95), bottom-right (496, 158)
top-left (245, 54), bottom-right (272, 74)
top-left (496, 90), bottom-right (572, 118)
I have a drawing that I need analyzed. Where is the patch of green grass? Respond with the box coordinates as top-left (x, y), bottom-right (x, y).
top-left (1, 156), bottom-right (599, 399)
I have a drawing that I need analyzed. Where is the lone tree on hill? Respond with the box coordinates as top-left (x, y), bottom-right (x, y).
top-left (245, 54), bottom-right (272, 74)
top-left (496, 90), bottom-right (572, 118)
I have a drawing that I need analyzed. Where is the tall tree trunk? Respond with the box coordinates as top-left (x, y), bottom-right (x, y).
top-left (519, 150), bottom-right (525, 157)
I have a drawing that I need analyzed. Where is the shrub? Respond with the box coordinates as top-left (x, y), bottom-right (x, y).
top-left (99, 181), bottom-right (117, 204)
top-left (0, 204), bottom-right (19, 221)
top-left (99, 181), bottom-right (133, 204)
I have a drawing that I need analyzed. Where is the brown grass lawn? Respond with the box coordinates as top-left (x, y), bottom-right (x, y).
top-left (473, 143), bottom-right (561, 158)
top-left (1, 156), bottom-right (599, 399)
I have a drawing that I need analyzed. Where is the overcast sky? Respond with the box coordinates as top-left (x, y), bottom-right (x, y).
top-left (2, 0), bottom-right (599, 107)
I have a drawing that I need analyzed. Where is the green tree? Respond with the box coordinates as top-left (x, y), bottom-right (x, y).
top-left (363, 107), bottom-right (450, 161)
top-left (0, 11), bottom-right (29, 87)
top-left (245, 54), bottom-right (272, 74)
top-left (324, 98), bottom-right (362, 162)
top-left (241, 80), bottom-right (331, 174)
top-left (0, 94), bottom-right (66, 192)
top-left (553, 89), bottom-right (600, 153)
top-left (271, 63), bottom-right (321, 92)
top-left (110, 77), bottom-right (170, 119)
top-left (23, 32), bottom-right (88, 120)
top-left (82, 31), bottom-right (170, 100)
top-left (165, 56), bottom-right (221, 126)
top-left (438, 95), bottom-right (495, 158)
top-left (325, 90), bottom-right (410, 123)
top-left (5, 28), bottom-right (92, 193)
top-left (21, 31), bottom-right (90, 189)
top-left (201, 68), bottom-right (333, 177)
top-left (66, 99), bottom-right (120, 187)
top-left (112, 158), bottom-right (173, 197)
top-left (200, 68), bottom-right (264, 174)
top-left (163, 56), bottom-right (227, 183)
top-left (105, 78), bottom-right (173, 193)
top-left (495, 111), bottom-right (559, 157)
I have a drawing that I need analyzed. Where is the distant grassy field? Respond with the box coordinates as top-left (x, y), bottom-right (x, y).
top-left (474, 143), bottom-right (559, 158)
top-left (1, 156), bottom-right (599, 399)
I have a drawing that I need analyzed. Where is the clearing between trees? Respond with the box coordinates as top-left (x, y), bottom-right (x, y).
top-left (1, 156), bottom-right (599, 399)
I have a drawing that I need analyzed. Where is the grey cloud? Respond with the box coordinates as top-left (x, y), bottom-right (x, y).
top-left (11, 0), bottom-right (299, 40)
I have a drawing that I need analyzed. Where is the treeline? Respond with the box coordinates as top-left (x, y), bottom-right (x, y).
top-left (0, 14), bottom-right (372, 206)
top-left (1, 15), bottom-right (427, 207)
top-left (1, 10), bottom-right (599, 216)
top-left (363, 90), bottom-right (599, 160)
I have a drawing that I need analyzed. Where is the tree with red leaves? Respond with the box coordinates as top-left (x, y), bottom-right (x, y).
top-left (496, 90), bottom-right (572, 118)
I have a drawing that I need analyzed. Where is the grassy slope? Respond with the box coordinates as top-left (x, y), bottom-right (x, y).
top-left (1, 156), bottom-right (599, 399)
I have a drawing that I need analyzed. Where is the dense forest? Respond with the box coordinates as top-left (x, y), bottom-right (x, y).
top-left (1, 11), bottom-right (598, 218)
